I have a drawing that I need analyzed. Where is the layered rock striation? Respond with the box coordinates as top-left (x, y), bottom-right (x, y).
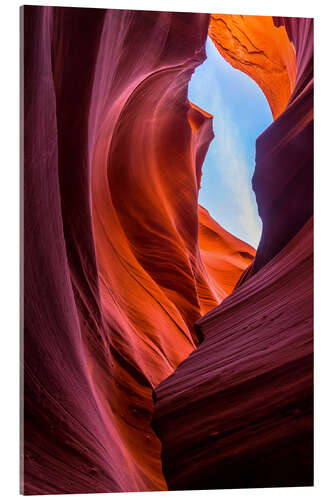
top-left (153, 15), bottom-right (313, 490)
top-left (23, 6), bottom-right (254, 494)
top-left (23, 6), bottom-right (313, 494)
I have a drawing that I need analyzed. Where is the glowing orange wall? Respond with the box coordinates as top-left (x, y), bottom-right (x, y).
top-left (209, 14), bottom-right (296, 119)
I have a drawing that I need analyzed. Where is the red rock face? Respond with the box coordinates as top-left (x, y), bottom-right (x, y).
top-left (153, 16), bottom-right (313, 489)
top-left (23, 6), bottom-right (255, 494)
top-left (153, 218), bottom-right (313, 489)
top-left (23, 5), bottom-right (313, 494)
top-left (252, 16), bottom-right (313, 274)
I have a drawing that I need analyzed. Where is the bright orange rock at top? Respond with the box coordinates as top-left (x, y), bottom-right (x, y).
top-left (209, 14), bottom-right (296, 119)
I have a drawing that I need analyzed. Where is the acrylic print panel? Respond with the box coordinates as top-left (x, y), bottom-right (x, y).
top-left (22, 4), bottom-right (313, 495)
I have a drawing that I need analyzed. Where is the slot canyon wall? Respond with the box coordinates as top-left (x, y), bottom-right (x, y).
top-left (153, 14), bottom-right (313, 489)
top-left (23, 6), bottom-right (254, 494)
top-left (23, 6), bottom-right (313, 495)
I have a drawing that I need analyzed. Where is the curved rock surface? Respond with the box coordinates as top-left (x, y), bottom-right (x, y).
top-left (153, 15), bottom-right (313, 490)
top-left (252, 16), bottom-right (313, 274)
top-left (208, 15), bottom-right (313, 275)
top-left (153, 218), bottom-right (313, 489)
top-left (209, 14), bottom-right (296, 119)
top-left (23, 6), bottom-right (254, 494)
top-left (198, 205), bottom-right (255, 301)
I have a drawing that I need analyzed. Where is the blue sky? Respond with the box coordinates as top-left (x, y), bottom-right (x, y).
top-left (188, 37), bottom-right (272, 248)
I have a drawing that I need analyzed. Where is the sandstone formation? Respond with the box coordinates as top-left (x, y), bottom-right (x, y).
top-left (23, 5), bottom-right (313, 494)
top-left (209, 14), bottom-right (296, 119)
top-left (153, 217), bottom-right (313, 488)
top-left (153, 15), bottom-right (313, 490)
top-left (23, 6), bottom-right (255, 494)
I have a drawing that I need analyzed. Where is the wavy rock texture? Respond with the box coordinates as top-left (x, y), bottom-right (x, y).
top-left (153, 218), bottom-right (313, 489)
top-left (153, 16), bottom-right (313, 489)
top-left (23, 6), bottom-right (254, 494)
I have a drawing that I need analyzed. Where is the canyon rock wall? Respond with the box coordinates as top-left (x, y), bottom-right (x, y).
top-left (23, 6), bottom-right (254, 494)
top-left (252, 16), bottom-right (313, 274)
top-left (153, 16), bottom-right (313, 489)
top-left (209, 14), bottom-right (313, 275)
top-left (209, 14), bottom-right (296, 119)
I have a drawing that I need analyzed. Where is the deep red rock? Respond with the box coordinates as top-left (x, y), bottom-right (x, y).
top-left (23, 6), bottom-right (254, 494)
top-left (152, 16), bottom-right (313, 490)
top-left (23, 6), bottom-right (313, 494)
top-left (252, 17), bottom-right (313, 274)
top-left (153, 218), bottom-right (313, 489)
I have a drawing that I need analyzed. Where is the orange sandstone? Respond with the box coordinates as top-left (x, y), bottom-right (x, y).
top-left (209, 14), bottom-right (296, 119)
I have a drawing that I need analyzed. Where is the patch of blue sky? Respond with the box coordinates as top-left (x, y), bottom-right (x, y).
top-left (188, 37), bottom-right (272, 248)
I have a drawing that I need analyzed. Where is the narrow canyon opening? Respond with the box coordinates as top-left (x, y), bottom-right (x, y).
top-left (188, 37), bottom-right (273, 248)
top-left (24, 7), bottom-right (313, 494)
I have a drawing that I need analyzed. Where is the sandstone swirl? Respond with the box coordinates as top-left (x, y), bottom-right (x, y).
top-left (23, 6), bottom-right (254, 494)
top-left (153, 16), bottom-right (313, 489)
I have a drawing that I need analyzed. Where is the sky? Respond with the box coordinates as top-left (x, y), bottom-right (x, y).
top-left (188, 37), bottom-right (272, 248)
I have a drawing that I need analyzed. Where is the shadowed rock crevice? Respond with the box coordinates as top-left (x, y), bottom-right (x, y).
top-left (153, 15), bottom-right (313, 490)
